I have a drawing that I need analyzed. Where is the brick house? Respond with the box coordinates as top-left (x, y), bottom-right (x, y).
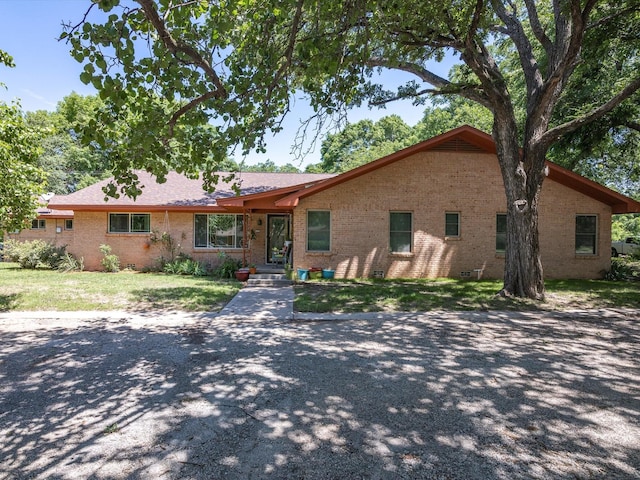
top-left (12, 126), bottom-right (640, 278)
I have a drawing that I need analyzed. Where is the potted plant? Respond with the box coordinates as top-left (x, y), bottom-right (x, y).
top-left (308, 267), bottom-right (323, 280)
top-left (249, 264), bottom-right (257, 274)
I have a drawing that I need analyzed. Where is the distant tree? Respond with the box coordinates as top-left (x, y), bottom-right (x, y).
top-left (310, 115), bottom-right (414, 173)
top-left (0, 50), bottom-right (47, 231)
top-left (242, 159), bottom-right (301, 173)
top-left (25, 93), bottom-right (112, 194)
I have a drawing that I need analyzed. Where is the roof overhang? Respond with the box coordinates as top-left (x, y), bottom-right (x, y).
top-left (546, 162), bottom-right (640, 214)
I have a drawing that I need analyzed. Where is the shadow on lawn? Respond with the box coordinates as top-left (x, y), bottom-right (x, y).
top-left (0, 310), bottom-right (639, 478)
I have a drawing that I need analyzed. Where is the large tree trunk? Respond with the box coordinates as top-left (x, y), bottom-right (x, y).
top-left (493, 119), bottom-right (546, 300)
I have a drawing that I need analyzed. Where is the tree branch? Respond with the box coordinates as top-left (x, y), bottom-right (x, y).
top-left (542, 76), bottom-right (640, 146)
top-left (136, 0), bottom-right (227, 99)
top-left (523, 0), bottom-right (553, 56)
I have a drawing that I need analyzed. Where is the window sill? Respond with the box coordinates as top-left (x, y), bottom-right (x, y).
top-left (575, 254), bottom-right (599, 259)
top-left (106, 232), bottom-right (151, 235)
top-left (306, 251), bottom-right (333, 256)
top-left (445, 236), bottom-right (461, 241)
top-left (389, 252), bottom-right (414, 258)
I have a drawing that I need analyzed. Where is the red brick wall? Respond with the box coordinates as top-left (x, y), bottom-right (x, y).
top-left (292, 151), bottom-right (611, 279)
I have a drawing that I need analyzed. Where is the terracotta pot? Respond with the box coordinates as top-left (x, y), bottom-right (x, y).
top-left (235, 270), bottom-right (250, 281)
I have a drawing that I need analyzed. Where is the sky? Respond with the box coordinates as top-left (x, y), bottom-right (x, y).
top-left (0, 0), bottom-right (455, 168)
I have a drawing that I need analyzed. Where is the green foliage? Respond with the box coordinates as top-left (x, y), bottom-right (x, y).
top-left (612, 214), bottom-right (640, 241)
top-left (150, 229), bottom-right (185, 264)
top-left (57, 253), bottom-right (85, 273)
top-left (3, 239), bottom-right (68, 269)
top-left (163, 255), bottom-right (206, 276)
top-left (311, 115), bottom-right (416, 173)
top-left (213, 252), bottom-right (241, 279)
top-left (99, 244), bottom-right (120, 273)
top-left (25, 93), bottom-right (111, 194)
top-left (243, 159), bottom-right (301, 173)
top-left (0, 101), bottom-right (47, 231)
top-left (605, 257), bottom-right (640, 282)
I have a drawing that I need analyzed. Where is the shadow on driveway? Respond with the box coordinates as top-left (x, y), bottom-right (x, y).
top-left (0, 310), bottom-right (639, 479)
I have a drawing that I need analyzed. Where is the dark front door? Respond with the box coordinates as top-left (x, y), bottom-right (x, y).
top-left (267, 214), bottom-right (290, 264)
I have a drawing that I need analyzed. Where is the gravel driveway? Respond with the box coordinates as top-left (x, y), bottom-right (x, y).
top-left (0, 309), bottom-right (639, 479)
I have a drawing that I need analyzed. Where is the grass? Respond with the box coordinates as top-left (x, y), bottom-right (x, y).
top-left (0, 262), bottom-right (241, 312)
top-left (294, 277), bottom-right (640, 313)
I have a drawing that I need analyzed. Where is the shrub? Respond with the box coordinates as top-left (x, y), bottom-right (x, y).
top-left (57, 253), bottom-right (84, 273)
top-left (213, 252), bottom-right (241, 278)
top-left (605, 257), bottom-right (640, 281)
top-left (99, 244), bottom-right (120, 273)
top-left (163, 254), bottom-right (206, 276)
top-left (3, 239), bottom-right (67, 269)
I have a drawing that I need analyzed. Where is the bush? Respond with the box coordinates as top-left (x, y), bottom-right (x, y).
top-left (3, 239), bottom-right (67, 269)
top-left (163, 254), bottom-right (206, 276)
top-left (57, 253), bottom-right (84, 273)
top-left (605, 257), bottom-right (640, 281)
top-left (99, 244), bottom-right (120, 273)
top-left (213, 252), bottom-right (241, 278)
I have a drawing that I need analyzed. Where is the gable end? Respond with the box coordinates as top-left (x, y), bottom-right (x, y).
top-left (431, 138), bottom-right (486, 153)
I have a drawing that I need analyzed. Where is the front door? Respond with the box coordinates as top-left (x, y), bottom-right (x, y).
top-left (267, 214), bottom-right (290, 264)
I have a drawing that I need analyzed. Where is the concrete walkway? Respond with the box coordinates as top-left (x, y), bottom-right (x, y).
top-left (216, 285), bottom-right (295, 321)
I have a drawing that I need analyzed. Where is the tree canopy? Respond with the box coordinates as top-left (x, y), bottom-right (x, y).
top-left (65, 1), bottom-right (640, 298)
top-left (0, 50), bottom-right (47, 232)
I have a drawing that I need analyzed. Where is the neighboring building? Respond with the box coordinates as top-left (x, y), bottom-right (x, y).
top-left (20, 125), bottom-right (638, 278)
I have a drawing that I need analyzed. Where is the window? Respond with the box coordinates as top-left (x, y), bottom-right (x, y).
top-left (65, 219), bottom-right (73, 230)
top-left (108, 213), bottom-right (151, 233)
top-left (194, 214), bottom-right (244, 248)
top-left (31, 219), bottom-right (46, 230)
top-left (307, 210), bottom-right (331, 251)
top-left (576, 215), bottom-right (597, 255)
top-left (445, 212), bottom-right (460, 237)
top-left (390, 212), bottom-right (412, 253)
top-left (496, 214), bottom-right (507, 253)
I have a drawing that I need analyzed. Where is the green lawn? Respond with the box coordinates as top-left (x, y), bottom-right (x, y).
top-left (0, 263), bottom-right (241, 312)
top-left (294, 277), bottom-right (640, 313)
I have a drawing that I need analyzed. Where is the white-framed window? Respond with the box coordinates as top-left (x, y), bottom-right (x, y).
top-left (576, 215), bottom-right (597, 255)
top-left (194, 214), bottom-right (244, 249)
top-left (108, 213), bottom-right (151, 233)
top-left (30, 219), bottom-right (46, 230)
top-left (496, 213), bottom-right (507, 253)
top-left (307, 210), bottom-right (331, 252)
top-left (65, 219), bottom-right (73, 230)
top-left (445, 212), bottom-right (460, 237)
top-left (390, 211), bottom-right (412, 253)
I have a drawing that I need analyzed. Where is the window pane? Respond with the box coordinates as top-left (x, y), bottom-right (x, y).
top-left (445, 213), bottom-right (459, 237)
top-left (307, 211), bottom-right (330, 251)
top-left (496, 214), bottom-right (507, 253)
top-left (131, 214), bottom-right (150, 232)
top-left (109, 214), bottom-right (129, 233)
top-left (575, 215), bottom-right (597, 254)
top-left (390, 212), bottom-right (412, 253)
top-left (197, 214), bottom-right (243, 249)
top-left (194, 215), bottom-right (208, 247)
top-left (65, 219), bottom-right (73, 230)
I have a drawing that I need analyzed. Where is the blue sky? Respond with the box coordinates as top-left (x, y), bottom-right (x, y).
top-left (0, 0), bottom-right (454, 168)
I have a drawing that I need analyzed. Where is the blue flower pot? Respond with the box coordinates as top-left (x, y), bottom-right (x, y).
top-left (297, 268), bottom-right (309, 281)
top-left (322, 269), bottom-right (335, 279)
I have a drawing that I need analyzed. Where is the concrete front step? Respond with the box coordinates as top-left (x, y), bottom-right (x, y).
top-left (246, 273), bottom-right (292, 287)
